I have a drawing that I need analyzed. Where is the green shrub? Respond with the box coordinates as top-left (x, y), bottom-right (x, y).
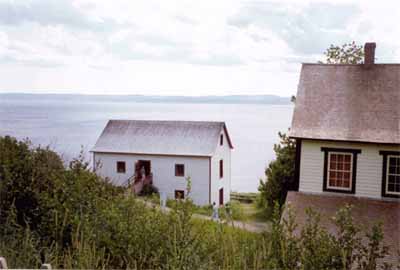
top-left (139, 183), bottom-right (159, 196)
top-left (257, 132), bottom-right (297, 218)
top-left (0, 136), bottom-right (396, 269)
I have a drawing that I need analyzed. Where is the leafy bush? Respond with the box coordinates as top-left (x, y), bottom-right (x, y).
top-left (262, 204), bottom-right (395, 270)
top-left (0, 136), bottom-right (398, 269)
top-left (257, 132), bottom-right (297, 218)
top-left (139, 183), bottom-right (159, 196)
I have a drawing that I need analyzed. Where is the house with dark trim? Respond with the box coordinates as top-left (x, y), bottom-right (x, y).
top-left (91, 120), bottom-right (233, 206)
top-left (287, 43), bottom-right (399, 263)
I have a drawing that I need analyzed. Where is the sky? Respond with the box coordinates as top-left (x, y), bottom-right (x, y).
top-left (0, 0), bottom-right (399, 97)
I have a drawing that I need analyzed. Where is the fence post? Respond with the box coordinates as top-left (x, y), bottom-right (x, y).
top-left (0, 257), bottom-right (8, 269)
top-left (41, 263), bottom-right (52, 270)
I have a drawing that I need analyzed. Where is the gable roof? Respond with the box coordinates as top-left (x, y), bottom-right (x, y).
top-left (91, 120), bottom-right (233, 157)
top-left (290, 64), bottom-right (400, 144)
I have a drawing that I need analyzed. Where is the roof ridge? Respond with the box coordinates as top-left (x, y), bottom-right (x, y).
top-left (108, 119), bottom-right (226, 124)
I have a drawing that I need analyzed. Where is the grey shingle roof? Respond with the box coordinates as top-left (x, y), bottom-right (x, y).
top-left (290, 64), bottom-right (400, 144)
top-left (91, 120), bottom-right (233, 156)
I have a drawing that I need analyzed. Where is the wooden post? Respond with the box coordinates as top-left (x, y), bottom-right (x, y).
top-left (0, 257), bottom-right (8, 269)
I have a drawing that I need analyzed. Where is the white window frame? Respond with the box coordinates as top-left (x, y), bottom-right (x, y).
top-left (386, 155), bottom-right (400, 196)
top-left (326, 152), bottom-right (353, 191)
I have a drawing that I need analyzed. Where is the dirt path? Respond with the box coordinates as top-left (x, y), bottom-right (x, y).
top-left (142, 200), bottom-right (269, 233)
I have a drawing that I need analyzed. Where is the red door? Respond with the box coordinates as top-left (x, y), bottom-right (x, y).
top-left (219, 188), bottom-right (224, 205)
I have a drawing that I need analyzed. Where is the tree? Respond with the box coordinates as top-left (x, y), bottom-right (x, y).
top-left (257, 132), bottom-right (296, 217)
top-left (322, 41), bottom-right (364, 64)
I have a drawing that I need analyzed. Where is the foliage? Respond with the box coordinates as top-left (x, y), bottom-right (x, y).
top-left (139, 183), bottom-right (159, 196)
top-left (0, 136), bottom-right (397, 269)
top-left (322, 41), bottom-right (364, 64)
top-left (257, 132), bottom-right (296, 217)
top-left (261, 204), bottom-right (394, 270)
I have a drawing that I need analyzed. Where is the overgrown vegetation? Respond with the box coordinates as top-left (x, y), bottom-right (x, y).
top-left (257, 132), bottom-right (296, 218)
top-left (0, 136), bottom-right (398, 269)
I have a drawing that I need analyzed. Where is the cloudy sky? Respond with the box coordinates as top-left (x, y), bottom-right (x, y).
top-left (0, 0), bottom-right (399, 96)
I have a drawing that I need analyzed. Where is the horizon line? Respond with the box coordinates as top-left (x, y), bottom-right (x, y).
top-left (0, 92), bottom-right (291, 98)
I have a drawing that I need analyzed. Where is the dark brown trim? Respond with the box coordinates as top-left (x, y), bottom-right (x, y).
top-left (91, 151), bottom-right (210, 158)
top-left (290, 137), bottom-right (400, 147)
top-left (321, 147), bottom-right (361, 194)
top-left (293, 138), bottom-right (302, 191)
top-left (321, 147), bottom-right (362, 154)
top-left (379, 151), bottom-right (400, 198)
top-left (379, 151), bottom-right (400, 156)
top-left (93, 152), bottom-right (96, 172)
top-left (208, 157), bottom-right (211, 204)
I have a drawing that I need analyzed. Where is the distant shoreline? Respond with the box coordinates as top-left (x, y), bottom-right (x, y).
top-left (0, 93), bottom-right (291, 105)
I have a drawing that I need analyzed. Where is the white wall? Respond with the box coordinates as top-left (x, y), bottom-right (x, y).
top-left (94, 152), bottom-right (210, 205)
top-left (210, 129), bottom-right (232, 205)
top-left (299, 140), bottom-right (400, 199)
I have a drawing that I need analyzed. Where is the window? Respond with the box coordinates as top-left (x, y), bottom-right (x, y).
top-left (327, 153), bottom-right (353, 190)
top-left (175, 190), bottom-right (185, 199)
top-left (321, 147), bottom-right (361, 194)
top-left (220, 134), bottom-right (223, 146)
top-left (219, 159), bottom-right (223, 178)
top-left (116, 161), bottom-right (126, 173)
top-left (387, 156), bottom-right (400, 194)
top-left (380, 151), bottom-right (400, 198)
top-left (175, 164), bottom-right (185, 177)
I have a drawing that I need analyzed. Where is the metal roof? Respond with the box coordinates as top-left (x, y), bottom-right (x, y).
top-left (290, 64), bottom-right (400, 144)
top-left (91, 120), bottom-right (233, 156)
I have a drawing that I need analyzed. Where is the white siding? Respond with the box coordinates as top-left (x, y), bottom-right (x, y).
top-left (94, 153), bottom-right (210, 205)
top-left (210, 130), bottom-right (231, 205)
top-left (299, 140), bottom-right (400, 199)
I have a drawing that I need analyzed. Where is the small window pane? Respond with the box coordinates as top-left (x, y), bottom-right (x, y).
top-left (175, 190), bottom-right (185, 199)
top-left (337, 163), bottom-right (343, 170)
top-left (344, 155), bottom-right (351, 162)
top-left (343, 180), bottom-right (350, 188)
top-left (344, 163), bottom-right (351, 171)
top-left (117, 161), bottom-right (126, 173)
top-left (389, 157), bottom-right (397, 166)
top-left (329, 179), bottom-right (336, 186)
top-left (389, 165), bottom-right (396, 174)
top-left (175, 164), bottom-right (185, 177)
top-left (219, 160), bottom-right (223, 178)
top-left (331, 162), bottom-right (337, 170)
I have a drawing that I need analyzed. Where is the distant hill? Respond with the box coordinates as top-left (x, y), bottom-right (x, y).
top-left (0, 93), bottom-right (291, 105)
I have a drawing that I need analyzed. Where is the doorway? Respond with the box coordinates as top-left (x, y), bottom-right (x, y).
top-left (135, 160), bottom-right (151, 176)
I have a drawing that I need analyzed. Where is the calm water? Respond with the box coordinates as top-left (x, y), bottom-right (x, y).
top-left (0, 95), bottom-right (293, 192)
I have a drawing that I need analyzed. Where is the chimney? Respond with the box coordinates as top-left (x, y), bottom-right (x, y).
top-left (364, 42), bottom-right (376, 68)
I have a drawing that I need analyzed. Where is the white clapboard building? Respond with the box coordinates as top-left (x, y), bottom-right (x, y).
top-left (91, 120), bottom-right (233, 206)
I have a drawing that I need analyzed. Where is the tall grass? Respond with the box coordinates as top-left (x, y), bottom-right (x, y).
top-left (0, 136), bottom-right (398, 269)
